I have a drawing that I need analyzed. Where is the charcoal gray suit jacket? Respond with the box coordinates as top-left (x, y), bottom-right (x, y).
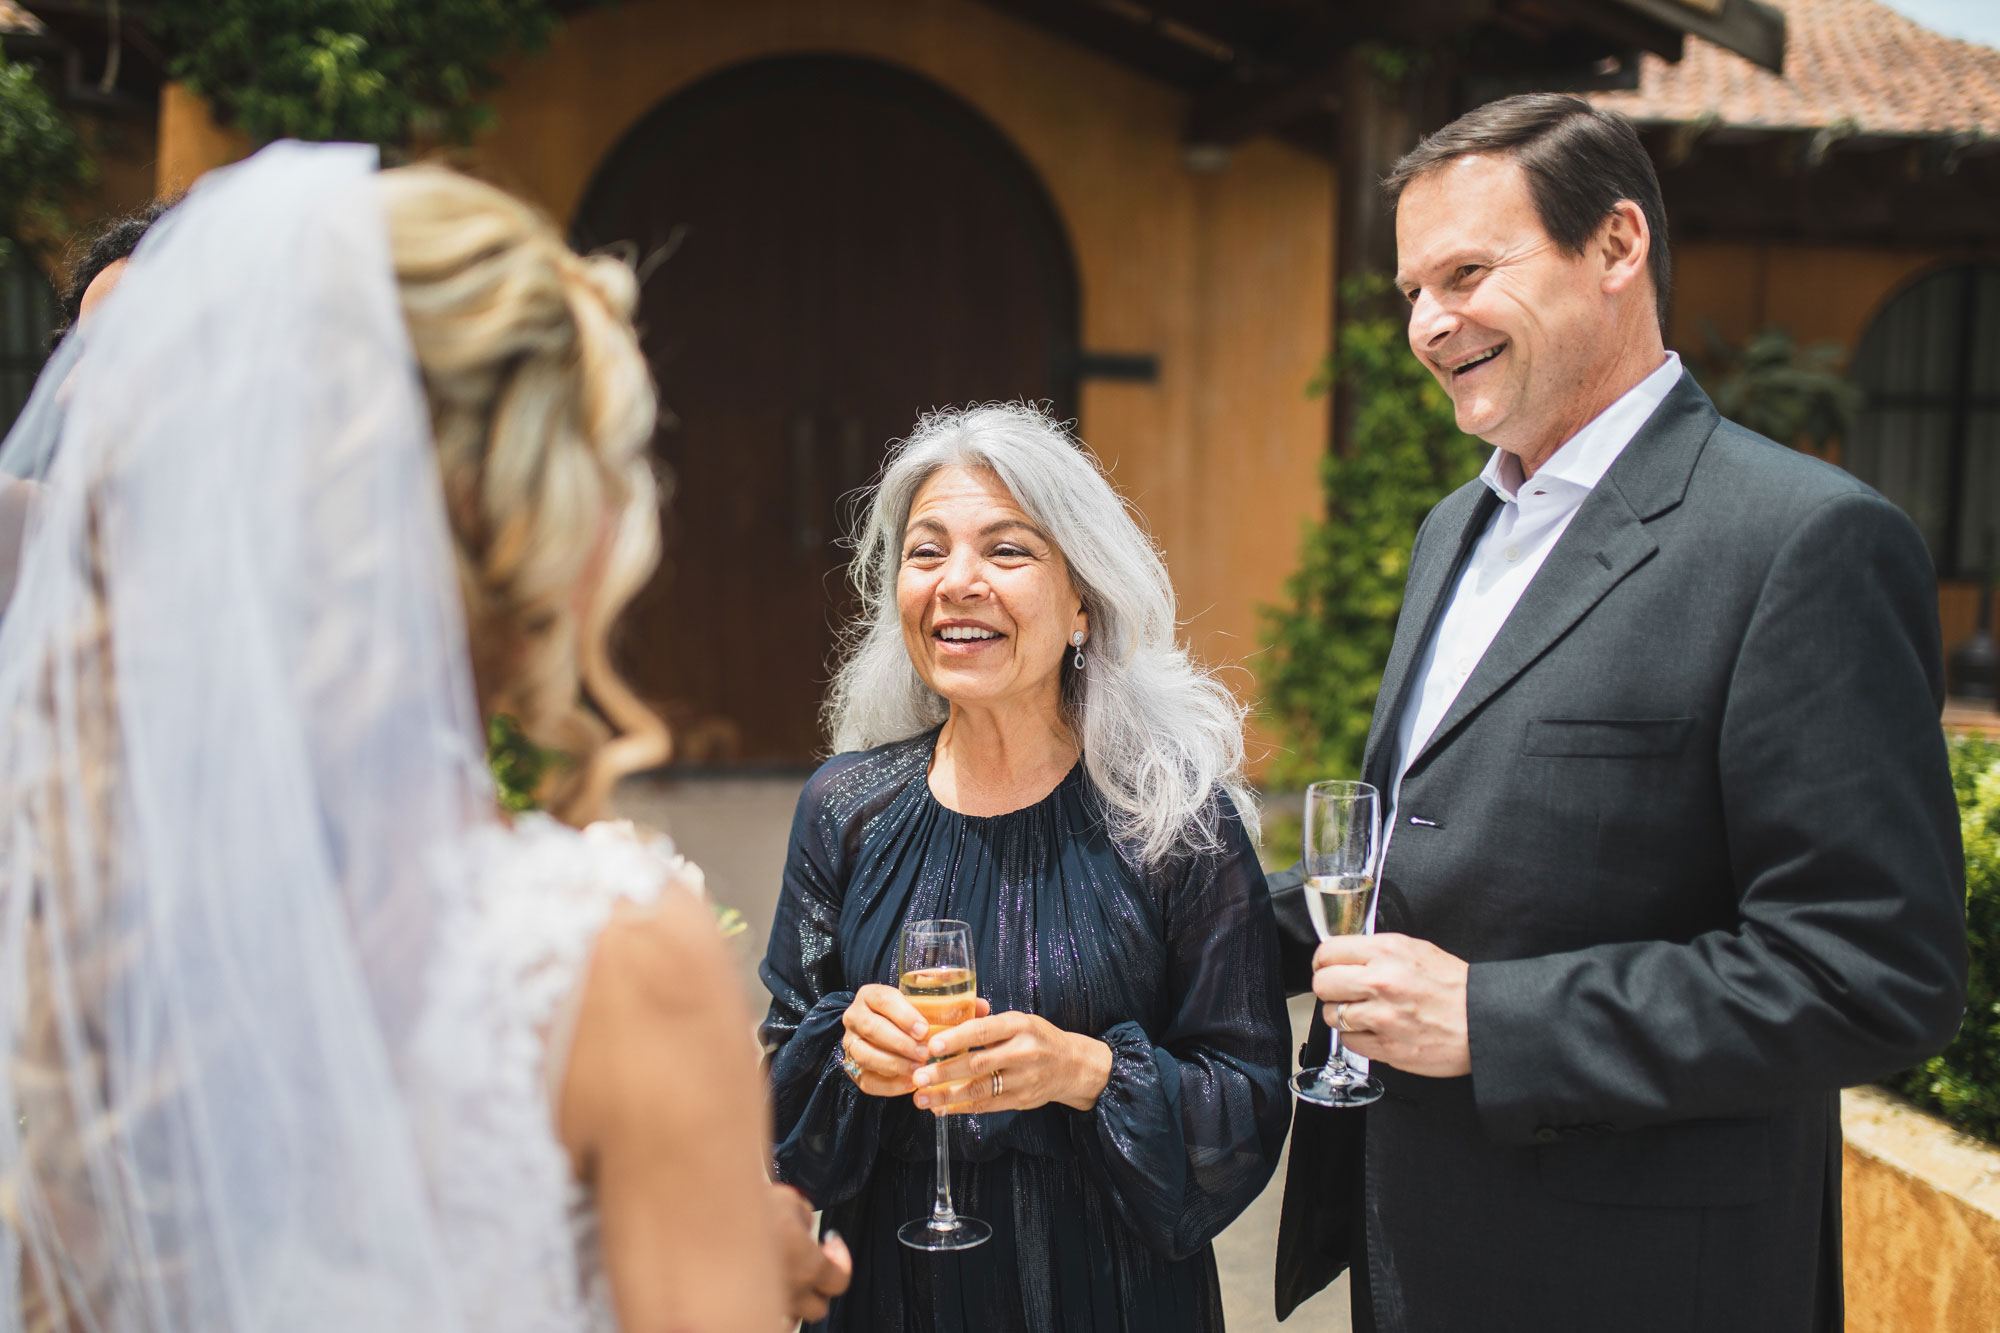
top-left (1271, 373), bottom-right (1967, 1332)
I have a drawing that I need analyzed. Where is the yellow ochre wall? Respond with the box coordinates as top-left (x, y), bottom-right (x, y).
top-left (466, 0), bottom-right (1337, 767)
top-left (155, 83), bottom-right (252, 201)
top-left (1668, 239), bottom-right (1995, 361)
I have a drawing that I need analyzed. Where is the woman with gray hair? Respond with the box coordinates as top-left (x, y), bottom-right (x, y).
top-left (760, 403), bottom-right (1289, 1331)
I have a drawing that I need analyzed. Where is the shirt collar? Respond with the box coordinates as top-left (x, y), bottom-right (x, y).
top-left (1479, 351), bottom-right (1683, 503)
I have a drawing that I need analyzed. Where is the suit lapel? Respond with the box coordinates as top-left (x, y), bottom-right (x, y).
top-left (1361, 483), bottom-right (1500, 792)
top-left (1403, 488), bottom-right (1656, 776)
top-left (1401, 371), bottom-right (1720, 778)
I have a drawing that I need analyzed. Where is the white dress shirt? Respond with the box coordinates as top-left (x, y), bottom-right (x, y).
top-left (1378, 351), bottom-right (1684, 885)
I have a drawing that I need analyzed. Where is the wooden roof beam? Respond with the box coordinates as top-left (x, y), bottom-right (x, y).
top-left (1184, 53), bottom-right (1347, 150)
top-left (971, 0), bottom-right (1236, 87)
top-left (1177, 5), bottom-right (1468, 151)
top-left (1522, 0), bottom-right (1686, 63)
top-left (1607, 0), bottom-right (1785, 73)
top-left (1100, 0), bottom-right (1279, 53)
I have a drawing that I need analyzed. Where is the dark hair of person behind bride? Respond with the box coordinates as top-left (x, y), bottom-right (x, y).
top-left (51, 200), bottom-right (175, 347)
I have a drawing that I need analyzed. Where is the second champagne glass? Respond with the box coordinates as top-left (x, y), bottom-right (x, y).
top-left (895, 918), bottom-right (992, 1251)
top-left (1293, 780), bottom-right (1385, 1108)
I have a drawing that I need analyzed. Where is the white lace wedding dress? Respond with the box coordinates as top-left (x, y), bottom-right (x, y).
top-left (406, 813), bottom-right (703, 1332)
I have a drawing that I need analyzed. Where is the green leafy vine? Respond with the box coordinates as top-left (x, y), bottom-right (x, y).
top-left (1258, 273), bottom-right (1487, 789)
top-left (0, 43), bottom-right (94, 266)
top-left (151, 0), bottom-right (573, 148)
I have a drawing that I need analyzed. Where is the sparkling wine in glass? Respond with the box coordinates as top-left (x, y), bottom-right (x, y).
top-left (896, 919), bottom-right (991, 1252)
top-left (1294, 780), bottom-right (1385, 1109)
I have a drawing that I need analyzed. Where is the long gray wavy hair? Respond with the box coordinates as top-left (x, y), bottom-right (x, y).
top-left (824, 402), bottom-right (1257, 868)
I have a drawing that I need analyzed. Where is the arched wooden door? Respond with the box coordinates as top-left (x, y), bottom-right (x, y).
top-left (575, 55), bottom-right (1079, 766)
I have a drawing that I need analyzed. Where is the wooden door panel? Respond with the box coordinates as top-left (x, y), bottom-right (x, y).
top-left (580, 57), bottom-right (1076, 764)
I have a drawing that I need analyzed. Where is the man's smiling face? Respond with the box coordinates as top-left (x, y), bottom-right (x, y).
top-left (1395, 154), bottom-right (1617, 459)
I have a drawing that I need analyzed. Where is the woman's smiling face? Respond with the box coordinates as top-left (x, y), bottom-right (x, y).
top-left (896, 464), bottom-right (1086, 716)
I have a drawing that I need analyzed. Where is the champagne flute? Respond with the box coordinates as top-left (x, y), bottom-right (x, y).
top-left (1293, 780), bottom-right (1385, 1108)
top-left (895, 919), bottom-right (992, 1251)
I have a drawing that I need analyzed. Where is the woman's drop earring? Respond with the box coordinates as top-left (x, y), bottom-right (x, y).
top-left (1071, 630), bottom-right (1086, 670)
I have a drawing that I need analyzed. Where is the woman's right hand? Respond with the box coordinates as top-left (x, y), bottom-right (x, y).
top-left (839, 985), bottom-right (990, 1097)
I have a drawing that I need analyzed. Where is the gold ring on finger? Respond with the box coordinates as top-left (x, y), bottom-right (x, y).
top-left (1333, 1002), bottom-right (1350, 1033)
top-left (991, 1070), bottom-right (1003, 1098)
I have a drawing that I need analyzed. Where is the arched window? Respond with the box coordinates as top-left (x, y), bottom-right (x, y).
top-left (0, 242), bottom-right (58, 434)
top-left (1845, 265), bottom-right (2000, 577)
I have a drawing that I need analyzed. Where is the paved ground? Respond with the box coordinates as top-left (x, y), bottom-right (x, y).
top-left (613, 775), bottom-right (1353, 1332)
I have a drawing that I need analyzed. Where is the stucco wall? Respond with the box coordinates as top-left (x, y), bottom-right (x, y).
top-left (1670, 239), bottom-right (1998, 367)
top-left (1841, 1086), bottom-right (2000, 1333)
top-left (155, 83), bottom-right (252, 202)
top-left (464, 0), bottom-right (1335, 763)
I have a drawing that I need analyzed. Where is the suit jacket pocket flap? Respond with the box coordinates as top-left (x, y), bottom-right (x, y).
top-left (1536, 1117), bottom-right (1772, 1208)
top-left (1524, 716), bottom-right (1694, 758)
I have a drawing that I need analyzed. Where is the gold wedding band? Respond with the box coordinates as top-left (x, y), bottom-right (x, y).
top-left (991, 1071), bottom-right (1003, 1099)
top-left (1333, 1002), bottom-right (1350, 1033)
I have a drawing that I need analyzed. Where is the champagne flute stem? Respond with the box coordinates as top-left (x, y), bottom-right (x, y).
top-left (931, 1107), bottom-right (957, 1229)
top-left (1322, 1027), bottom-right (1347, 1084)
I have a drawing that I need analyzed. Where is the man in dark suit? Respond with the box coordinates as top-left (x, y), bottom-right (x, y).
top-left (1272, 94), bottom-right (1967, 1332)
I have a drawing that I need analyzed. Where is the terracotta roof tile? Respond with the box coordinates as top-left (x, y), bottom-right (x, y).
top-left (1589, 0), bottom-right (2000, 137)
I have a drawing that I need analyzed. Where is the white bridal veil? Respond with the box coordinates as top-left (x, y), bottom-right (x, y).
top-left (0, 142), bottom-right (495, 1328)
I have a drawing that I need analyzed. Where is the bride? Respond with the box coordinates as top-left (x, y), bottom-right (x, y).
top-left (0, 143), bottom-right (843, 1329)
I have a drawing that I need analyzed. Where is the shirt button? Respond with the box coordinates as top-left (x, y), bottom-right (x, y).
top-left (1504, 545), bottom-right (1521, 562)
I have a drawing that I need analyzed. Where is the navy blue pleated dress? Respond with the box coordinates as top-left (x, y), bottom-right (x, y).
top-left (760, 730), bottom-right (1290, 1332)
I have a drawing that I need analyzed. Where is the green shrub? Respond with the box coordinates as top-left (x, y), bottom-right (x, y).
top-left (1688, 321), bottom-right (1860, 455)
top-left (0, 43), bottom-right (93, 266)
top-left (1258, 808), bottom-right (1303, 873)
top-left (1257, 274), bottom-right (1486, 788)
top-left (153, 0), bottom-right (571, 148)
top-left (1885, 733), bottom-right (2000, 1143)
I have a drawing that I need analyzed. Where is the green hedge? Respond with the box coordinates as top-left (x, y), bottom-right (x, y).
top-left (1257, 275), bottom-right (1486, 789)
top-left (0, 43), bottom-right (92, 267)
top-left (1885, 734), bottom-right (2000, 1144)
top-left (153, 0), bottom-right (567, 148)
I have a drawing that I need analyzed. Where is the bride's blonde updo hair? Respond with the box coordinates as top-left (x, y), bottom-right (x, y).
top-left (379, 165), bottom-right (668, 823)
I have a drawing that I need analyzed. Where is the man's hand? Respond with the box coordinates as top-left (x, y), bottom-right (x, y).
top-left (768, 1184), bottom-right (852, 1323)
top-left (1311, 934), bottom-right (1472, 1078)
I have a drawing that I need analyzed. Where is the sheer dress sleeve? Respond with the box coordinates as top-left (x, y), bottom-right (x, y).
top-left (759, 762), bottom-right (883, 1209)
top-left (1070, 798), bottom-right (1290, 1261)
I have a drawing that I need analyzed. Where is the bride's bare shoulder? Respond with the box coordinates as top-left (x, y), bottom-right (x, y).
top-left (552, 842), bottom-right (783, 1331)
top-left (589, 889), bottom-right (742, 1019)
top-left (557, 867), bottom-right (756, 1162)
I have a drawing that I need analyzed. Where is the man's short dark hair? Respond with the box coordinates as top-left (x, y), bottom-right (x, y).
top-left (1384, 94), bottom-right (1671, 331)
top-left (52, 199), bottom-right (176, 346)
